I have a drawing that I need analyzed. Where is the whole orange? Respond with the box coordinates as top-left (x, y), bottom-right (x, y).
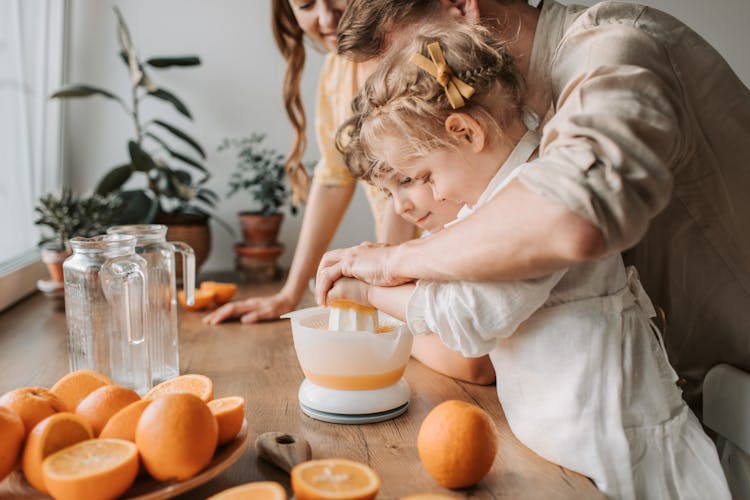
top-left (417, 400), bottom-right (498, 489)
top-left (0, 387), bottom-right (67, 436)
top-left (135, 393), bottom-right (218, 481)
top-left (50, 369), bottom-right (113, 412)
top-left (0, 407), bottom-right (24, 481)
top-left (75, 385), bottom-right (141, 436)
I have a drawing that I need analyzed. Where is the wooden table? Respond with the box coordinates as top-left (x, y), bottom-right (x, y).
top-left (0, 281), bottom-right (604, 499)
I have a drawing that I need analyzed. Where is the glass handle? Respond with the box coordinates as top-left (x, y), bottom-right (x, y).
top-left (102, 260), bottom-right (147, 344)
top-left (170, 241), bottom-right (195, 306)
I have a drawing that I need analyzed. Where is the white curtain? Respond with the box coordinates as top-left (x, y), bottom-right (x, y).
top-left (0, 0), bottom-right (64, 272)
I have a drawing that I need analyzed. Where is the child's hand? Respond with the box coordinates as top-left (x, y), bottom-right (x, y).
top-left (325, 277), bottom-right (372, 308)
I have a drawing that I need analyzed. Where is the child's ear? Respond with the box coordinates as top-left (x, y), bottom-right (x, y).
top-left (437, 0), bottom-right (481, 23)
top-left (445, 113), bottom-right (486, 153)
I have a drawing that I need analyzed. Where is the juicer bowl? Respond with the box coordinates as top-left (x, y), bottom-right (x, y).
top-left (282, 306), bottom-right (413, 391)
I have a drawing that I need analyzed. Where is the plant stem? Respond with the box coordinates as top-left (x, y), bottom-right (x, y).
top-left (132, 83), bottom-right (142, 144)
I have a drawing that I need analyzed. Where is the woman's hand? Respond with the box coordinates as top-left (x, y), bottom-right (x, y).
top-left (324, 277), bottom-right (372, 307)
top-left (202, 292), bottom-right (298, 325)
top-left (315, 241), bottom-right (409, 305)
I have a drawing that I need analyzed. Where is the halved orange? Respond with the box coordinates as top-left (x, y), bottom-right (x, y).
top-left (42, 438), bottom-right (138, 500)
top-left (291, 458), bottom-right (380, 500)
top-left (402, 495), bottom-right (459, 499)
top-left (208, 396), bottom-right (245, 445)
top-left (207, 481), bottom-right (286, 499)
top-left (21, 412), bottom-right (93, 494)
top-left (99, 399), bottom-right (152, 442)
top-left (178, 289), bottom-right (217, 311)
top-left (200, 281), bottom-right (238, 305)
top-left (50, 370), bottom-right (113, 412)
top-left (145, 373), bottom-right (214, 403)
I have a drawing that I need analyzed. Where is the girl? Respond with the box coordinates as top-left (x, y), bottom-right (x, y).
top-left (327, 23), bottom-right (729, 499)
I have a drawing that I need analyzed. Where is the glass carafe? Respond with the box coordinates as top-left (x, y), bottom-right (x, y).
top-left (107, 224), bottom-right (195, 384)
top-left (63, 235), bottom-right (151, 394)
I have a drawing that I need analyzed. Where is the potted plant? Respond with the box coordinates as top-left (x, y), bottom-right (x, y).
top-left (218, 133), bottom-right (299, 281)
top-left (220, 133), bottom-right (297, 246)
top-left (34, 188), bottom-right (122, 282)
top-left (49, 7), bottom-right (230, 274)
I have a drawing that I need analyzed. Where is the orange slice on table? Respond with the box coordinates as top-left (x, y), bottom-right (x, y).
top-left (0, 387), bottom-right (67, 436)
top-left (145, 373), bottom-right (214, 403)
top-left (208, 396), bottom-right (245, 445)
top-left (0, 407), bottom-right (24, 481)
top-left (50, 369), bottom-right (113, 412)
top-left (178, 289), bottom-right (217, 311)
top-left (291, 458), bottom-right (380, 500)
top-left (21, 412), bottom-right (93, 494)
top-left (99, 399), bottom-right (152, 442)
top-left (207, 481), bottom-right (286, 499)
top-left (42, 438), bottom-right (138, 500)
top-left (74, 385), bottom-right (141, 437)
top-left (200, 281), bottom-right (238, 305)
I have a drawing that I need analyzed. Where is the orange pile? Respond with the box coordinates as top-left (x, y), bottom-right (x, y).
top-left (291, 458), bottom-right (380, 500)
top-left (417, 400), bottom-right (498, 488)
top-left (0, 369), bottom-right (246, 496)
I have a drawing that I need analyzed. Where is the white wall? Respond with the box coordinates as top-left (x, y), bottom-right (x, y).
top-left (62, 0), bottom-right (750, 272)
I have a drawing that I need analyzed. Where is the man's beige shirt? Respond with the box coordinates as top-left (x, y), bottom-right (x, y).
top-left (519, 0), bottom-right (750, 407)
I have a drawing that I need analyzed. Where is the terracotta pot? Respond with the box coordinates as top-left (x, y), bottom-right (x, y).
top-left (156, 213), bottom-right (211, 280)
top-left (234, 243), bottom-right (284, 283)
top-left (41, 247), bottom-right (71, 282)
top-left (238, 212), bottom-right (283, 247)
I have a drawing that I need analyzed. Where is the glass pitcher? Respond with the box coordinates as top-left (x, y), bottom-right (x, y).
top-left (107, 224), bottom-right (195, 384)
top-left (63, 235), bottom-right (151, 394)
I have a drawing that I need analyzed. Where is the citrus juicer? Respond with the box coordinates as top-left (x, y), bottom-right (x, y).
top-left (282, 306), bottom-right (413, 424)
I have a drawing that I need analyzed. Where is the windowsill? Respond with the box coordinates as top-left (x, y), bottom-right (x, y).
top-left (0, 256), bottom-right (48, 312)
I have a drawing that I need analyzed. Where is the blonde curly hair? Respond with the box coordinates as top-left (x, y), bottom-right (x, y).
top-left (337, 22), bottom-right (524, 182)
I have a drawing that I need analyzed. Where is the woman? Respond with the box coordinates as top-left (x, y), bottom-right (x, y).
top-left (203, 0), bottom-right (494, 384)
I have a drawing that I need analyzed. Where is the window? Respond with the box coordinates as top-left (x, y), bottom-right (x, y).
top-left (0, 0), bottom-right (65, 310)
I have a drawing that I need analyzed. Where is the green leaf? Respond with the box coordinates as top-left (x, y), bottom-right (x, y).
top-left (128, 141), bottom-right (157, 172)
top-left (113, 7), bottom-right (134, 54)
top-left (151, 120), bottom-right (205, 158)
top-left (170, 150), bottom-right (207, 174)
top-left (95, 164), bottom-right (133, 196)
top-left (146, 56), bottom-right (201, 68)
top-left (50, 84), bottom-right (118, 100)
top-left (147, 88), bottom-right (192, 119)
top-left (114, 190), bottom-right (158, 224)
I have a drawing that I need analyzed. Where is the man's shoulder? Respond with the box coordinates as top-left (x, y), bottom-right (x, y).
top-left (564, 1), bottom-right (687, 40)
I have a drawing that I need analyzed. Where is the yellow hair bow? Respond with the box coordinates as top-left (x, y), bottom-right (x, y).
top-left (411, 42), bottom-right (475, 109)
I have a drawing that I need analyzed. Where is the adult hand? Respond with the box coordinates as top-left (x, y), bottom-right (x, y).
top-left (315, 241), bottom-right (410, 305)
top-left (202, 291), bottom-right (298, 325)
top-left (325, 277), bottom-right (372, 307)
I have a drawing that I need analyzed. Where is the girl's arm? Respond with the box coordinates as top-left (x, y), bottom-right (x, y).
top-left (363, 282), bottom-right (496, 385)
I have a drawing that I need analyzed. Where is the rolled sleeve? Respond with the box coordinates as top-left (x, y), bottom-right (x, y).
top-left (520, 23), bottom-right (683, 251)
top-left (406, 272), bottom-right (565, 357)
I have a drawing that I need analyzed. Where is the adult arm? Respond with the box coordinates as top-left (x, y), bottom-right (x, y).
top-left (316, 22), bottom-right (681, 297)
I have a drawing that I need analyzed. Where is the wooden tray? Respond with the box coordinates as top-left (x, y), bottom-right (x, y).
top-left (0, 419), bottom-right (249, 500)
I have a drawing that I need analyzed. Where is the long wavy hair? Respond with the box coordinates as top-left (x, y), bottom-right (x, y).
top-left (271, 0), bottom-right (311, 206)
